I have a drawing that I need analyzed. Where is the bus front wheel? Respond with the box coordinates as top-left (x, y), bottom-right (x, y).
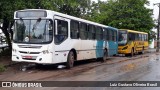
top-left (130, 48), bottom-right (134, 57)
top-left (66, 51), bottom-right (75, 69)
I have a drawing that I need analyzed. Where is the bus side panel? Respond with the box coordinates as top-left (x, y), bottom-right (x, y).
top-left (144, 41), bottom-right (149, 50)
top-left (96, 40), bottom-right (104, 58)
top-left (108, 41), bottom-right (118, 56)
top-left (54, 39), bottom-right (81, 63)
top-left (78, 40), bottom-right (96, 60)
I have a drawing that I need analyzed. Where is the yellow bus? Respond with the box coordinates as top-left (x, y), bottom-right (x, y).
top-left (118, 29), bottom-right (148, 56)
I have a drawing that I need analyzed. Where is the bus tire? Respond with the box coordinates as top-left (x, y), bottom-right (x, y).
top-left (125, 54), bottom-right (129, 57)
top-left (66, 51), bottom-right (75, 69)
top-left (103, 49), bottom-right (108, 62)
top-left (130, 48), bottom-right (134, 57)
top-left (35, 64), bottom-right (43, 68)
top-left (140, 47), bottom-right (144, 54)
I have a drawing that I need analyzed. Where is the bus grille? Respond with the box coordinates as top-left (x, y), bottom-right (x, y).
top-left (18, 45), bottom-right (42, 48)
top-left (19, 51), bottom-right (40, 54)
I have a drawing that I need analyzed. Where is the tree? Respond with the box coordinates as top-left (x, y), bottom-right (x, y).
top-left (0, 0), bottom-right (24, 49)
top-left (40, 0), bottom-right (92, 17)
top-left (0, 0), bottom-right (92, 50)
top-left (87, 0), bottom-right (155, 40)
top-left (105, 0), bottom-right (154, 35)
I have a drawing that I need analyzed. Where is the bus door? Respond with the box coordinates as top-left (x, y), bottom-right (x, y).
top-left (54, 16), bottom-right (69, 62)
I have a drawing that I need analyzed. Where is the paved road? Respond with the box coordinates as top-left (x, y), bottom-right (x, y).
top-left (0, 51), bottom-right (160, 90)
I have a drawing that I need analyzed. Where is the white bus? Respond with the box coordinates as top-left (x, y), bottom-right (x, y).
top-left (12, 9), bottom-right (118, 68)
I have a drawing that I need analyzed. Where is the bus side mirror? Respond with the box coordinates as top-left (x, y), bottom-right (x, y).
top-left (48, 19), bottom-right (53, 31)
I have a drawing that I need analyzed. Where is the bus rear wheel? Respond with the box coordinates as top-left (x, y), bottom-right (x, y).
top-left (102, 49), bottom-right (108, 62)
top-left (130, 48), bottom-right (134, 57)
top-left (141, 47), bottom-right (144, 54)
top-left (66, 51), bottom-right (75, 69)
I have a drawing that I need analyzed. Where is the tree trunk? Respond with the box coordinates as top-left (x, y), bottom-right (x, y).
top-left (9, 22), bottom-right (14, 40)
top-left (1, 18), bottom-right (12, 50)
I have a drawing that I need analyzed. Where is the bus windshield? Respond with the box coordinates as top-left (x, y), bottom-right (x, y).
top-left (13, 19), bottom-right (53, 44)
top-left (118, 30), bottom-right (127, 45)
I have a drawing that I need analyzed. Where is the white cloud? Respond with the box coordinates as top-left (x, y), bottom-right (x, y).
top-left (147, 0), bottom-right (160, 20)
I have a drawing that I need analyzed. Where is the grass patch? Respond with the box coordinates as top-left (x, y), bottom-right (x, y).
top-left (0, 64), bottom-right (6, 72)
top-left (0, 48), bottom-right (11, 57)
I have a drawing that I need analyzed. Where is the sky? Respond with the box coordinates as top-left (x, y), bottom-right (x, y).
top-left (147, 0), bottom-right (160, 20)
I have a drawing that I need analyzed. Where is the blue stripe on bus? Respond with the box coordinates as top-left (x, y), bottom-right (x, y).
top-left (95, 41), bottom-right (118, 58)
top-left (108, 41), bottom-right (118, 56)
top-left (96, 40), bottom-right (104, 58)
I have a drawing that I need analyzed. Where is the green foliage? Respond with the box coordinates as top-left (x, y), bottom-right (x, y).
top-left (0, 64), bottom-right (6, 72)
top-left (87, 0), bottom-right (155, 40)
top-left (0, 48), bottom-right (12, 57)
top-left (0, 0), bottom-right (156, 46)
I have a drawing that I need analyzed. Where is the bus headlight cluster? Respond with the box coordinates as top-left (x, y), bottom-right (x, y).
top-left (42, 50), bottom-right (49, 54)
top-left (122, 46), bottom-right (128, 50)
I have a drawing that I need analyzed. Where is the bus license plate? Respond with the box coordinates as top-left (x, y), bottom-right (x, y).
top-left (23, 56), bottom-right (32, 59)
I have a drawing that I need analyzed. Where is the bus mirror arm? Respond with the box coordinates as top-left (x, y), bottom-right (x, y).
top-left (55, 20), bottom-right (58, 35)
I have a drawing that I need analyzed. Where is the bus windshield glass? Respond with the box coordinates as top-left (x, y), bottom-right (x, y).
top-left (13, 19), bottom-right (53, 44)
top-left (118, 30), bottom-right (127, 45)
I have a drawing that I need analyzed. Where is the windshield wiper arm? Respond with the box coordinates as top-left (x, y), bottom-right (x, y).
top-left (32, 18), bottom-right (41, 32)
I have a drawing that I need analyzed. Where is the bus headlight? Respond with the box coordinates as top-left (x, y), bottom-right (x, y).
top-left (122, 46), bottom-right (128, 50)
top-left (42, 50), bottom-right (49, 54)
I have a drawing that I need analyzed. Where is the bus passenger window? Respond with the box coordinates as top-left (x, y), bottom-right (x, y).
top-left (54, 20), bottom-right (68, 44)
top-left (103, 29), bottom-right (108, 40)
top-left (88, 25), bottom-right (95, 40)
top-left (114, 31), bottom-right (117, 41)
top-left (80, 23), bottom-right (87, 40)
top-left (96, 27), bottom-right (103, 40)
top-left (109, 30), bottom-right (112, 41)
top-left (70, 20), bottom-right (79, 39)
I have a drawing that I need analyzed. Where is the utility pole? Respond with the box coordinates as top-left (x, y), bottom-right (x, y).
top-left (154, 3), bottom-right (160, 52)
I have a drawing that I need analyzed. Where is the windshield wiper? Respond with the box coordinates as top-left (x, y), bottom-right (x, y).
top-left (32, 18), bottom-right (41, 32)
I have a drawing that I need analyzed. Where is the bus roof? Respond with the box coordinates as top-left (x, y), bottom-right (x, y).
top-left (119, 29), bottom-right (148, 34)
top-left (15, 9), bottom-right (118, 31)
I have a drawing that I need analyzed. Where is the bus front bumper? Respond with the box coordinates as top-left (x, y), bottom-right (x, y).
top-left (12, 52), bottom-right (54, 64)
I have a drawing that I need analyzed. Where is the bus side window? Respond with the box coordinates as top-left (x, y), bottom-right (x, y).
top-left (96, 27), bottom-right (103, 40)
top-left (142, 34), bottom-right (144, 41)
top-left (80, 23), bottom-right (88, 40)
top-left (138, 34), bottom-right (141, 41)
top-left (114, 31), bottom-right (117, 41)
top-left (103, 28), bottom-right (108, 40)
top-left (129, 33), bottom-right (135, 41)
top-left (109, 30), bottom-right (113, 41)
top-left (54, 20), bottom-right (68, 44)
top-left (88, 25), bottom-right (95, 40)
top-left (70, 20), bottom-right (79, 39)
